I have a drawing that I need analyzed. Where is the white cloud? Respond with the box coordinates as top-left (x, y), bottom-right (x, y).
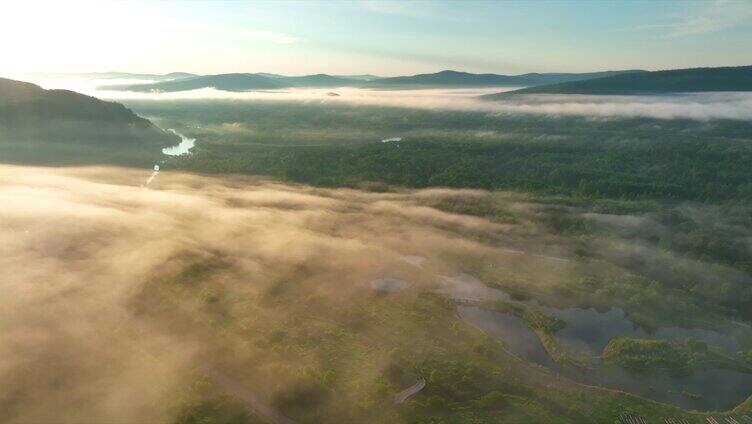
top-left (82, 83), bottom-right (752, 122)
top-left (662, 0), bottom-right (752, 37)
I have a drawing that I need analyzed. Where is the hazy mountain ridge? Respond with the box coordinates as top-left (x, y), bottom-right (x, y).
top-left (101, 69), bottom-right (645, 92)
top-left (102, 72), bottom-right (372, 92)
top-left (484, 66), bottom-right (752, 97)
top-left (0, 77), bottom-right (179, 165)
top-left (1, 77), bottom-right (152, 125)
top-left (364, 69), bottom-right (645, 88)
top-left (104, 73), bottom-right (290, 92)
top-left (30, 71), bottom-right (198, 81)
top-left (283, 73), bottom-right (366, 87)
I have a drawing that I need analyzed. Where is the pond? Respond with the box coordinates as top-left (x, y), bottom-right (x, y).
top-left (541, 305), bottom-right (741, 355)
top-left (446, 275), bottom-right (752, 411)
top-left (458, 306), bottom-right (554, 368)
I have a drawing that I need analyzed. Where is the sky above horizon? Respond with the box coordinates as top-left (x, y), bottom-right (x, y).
top-left (2, 0), bottom-right (751, 76)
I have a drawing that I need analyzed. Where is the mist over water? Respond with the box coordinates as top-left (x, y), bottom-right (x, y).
top-left (20, 75), bottom-right (752, 121)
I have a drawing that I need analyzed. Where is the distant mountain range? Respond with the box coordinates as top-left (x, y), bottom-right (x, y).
top-left (32, 65), bottom-right (752, 96)
top-left (483, 66), bottom-right (752, 98)
top-left (104, 73), bottom-right (289, 92)
top-left (32, 71), bottom-right (198, 81)
top-left (256, 73), bottom-right (381, 82)
top-left (100, 69), bottom-right (646, 92)
top-left (100, 73), bottom-right (372, 92)
top-left (362, 69), bottom-right (644, 88)
top-left (0, 77), bottom-right (179, 165)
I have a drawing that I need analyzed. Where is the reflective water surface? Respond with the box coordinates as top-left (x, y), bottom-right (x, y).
top-left (451, 277), bottom-right (752, 410)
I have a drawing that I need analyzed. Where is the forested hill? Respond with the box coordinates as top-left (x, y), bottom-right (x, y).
top-left (484, 66), bottom-right (752, 97)
top-left (103, 69), bottom-right (646, 92)
top-left (102, 73), bottom-right (366, 92)
top-left (364, 69), bottom-right (644, 88)
top-left (0, 77), bottom-right (179, 166)
top-left (1, 77), bottom-right (154, 126)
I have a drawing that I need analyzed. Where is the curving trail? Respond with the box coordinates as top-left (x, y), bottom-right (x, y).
top-left (394, 378), bottom-right (426, 404)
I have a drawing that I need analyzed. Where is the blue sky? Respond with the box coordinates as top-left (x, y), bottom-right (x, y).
top-left (2, 0), bottom-right (751, 75)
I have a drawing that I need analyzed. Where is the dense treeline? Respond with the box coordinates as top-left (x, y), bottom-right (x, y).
top-left (123, 100), bottom-right (752, 324)
top-left (0, 78), bottom-right (179, 166)
top-left (124, 100), bottom-right (752, 204)
top-left (488, 65), bottom-right (752, 96)
top-left (172, 133), bottom-right (752, 203)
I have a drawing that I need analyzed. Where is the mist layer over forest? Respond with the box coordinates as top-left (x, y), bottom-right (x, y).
top-left (3, 0), bottom-right (752, 419)
top-left (2, 165), bottom-right (752, 423)
top-left (3, 65), bottom-right (752, 422)
top-left (23, 76), bottom-right (752, 121)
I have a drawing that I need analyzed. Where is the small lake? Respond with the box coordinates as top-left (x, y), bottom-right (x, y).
top-left (459, 306), bottom-right (554, 368)
top-left (162, 129), bottom-right (195, 156)
top-left (541, 305), bottom-right (741, 356)
top-left (447, 275), bottom-right (752, 410)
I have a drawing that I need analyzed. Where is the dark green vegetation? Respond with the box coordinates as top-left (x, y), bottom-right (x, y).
top-left (602, 337), bottom-right (752, 376)
top-left (740, 350), bottom-right (752, 365)
top-left (603, 338), bottom-right (692, 375)
top-left (119, 99), bottom-right (752, 323)
top-left (1, 162), bottom-right (746, 421)
top-left (140, 253), bottom-right (706, 424)
top-left (4, 85), bottom-right (752, 420)
top-left (5, 90), bottom-right (752, 325)
top-left (0, 77), bottom-right (178, 166)
top-left (478, 298), bottom-right (580, 366)
top-left (486, 65), bottom-right (752, 97)
top-left (127, 100), bottom-right (752, 204)
top-left (445, 193), bottom-right (752, 326)
top-left (522, 306), bottom-right (585, 367)
top-left (106, 69), bottom-right (644, 92)
top-left (521, 309), bottom-right (577, 366)
top-left (0, 77), bottom-right (153, 124)
top-left (523, 309), bottom-right (566, 334)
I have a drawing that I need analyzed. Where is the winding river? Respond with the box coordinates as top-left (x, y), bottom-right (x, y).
top-left (143, 129), bottom-right (195, 187)
top-left (163, 129), bottom-right (196, 156)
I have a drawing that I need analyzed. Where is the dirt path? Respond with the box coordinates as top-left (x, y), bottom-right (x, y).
top-left (394, 378), bottom-right (426, 404)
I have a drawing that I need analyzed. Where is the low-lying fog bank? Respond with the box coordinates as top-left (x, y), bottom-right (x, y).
top-left (0, 165), bottom-right (537, 422)
top-left (20, 75), bottom-right (752, 121)
top-left (1, 165), bottom-right (750, 422)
